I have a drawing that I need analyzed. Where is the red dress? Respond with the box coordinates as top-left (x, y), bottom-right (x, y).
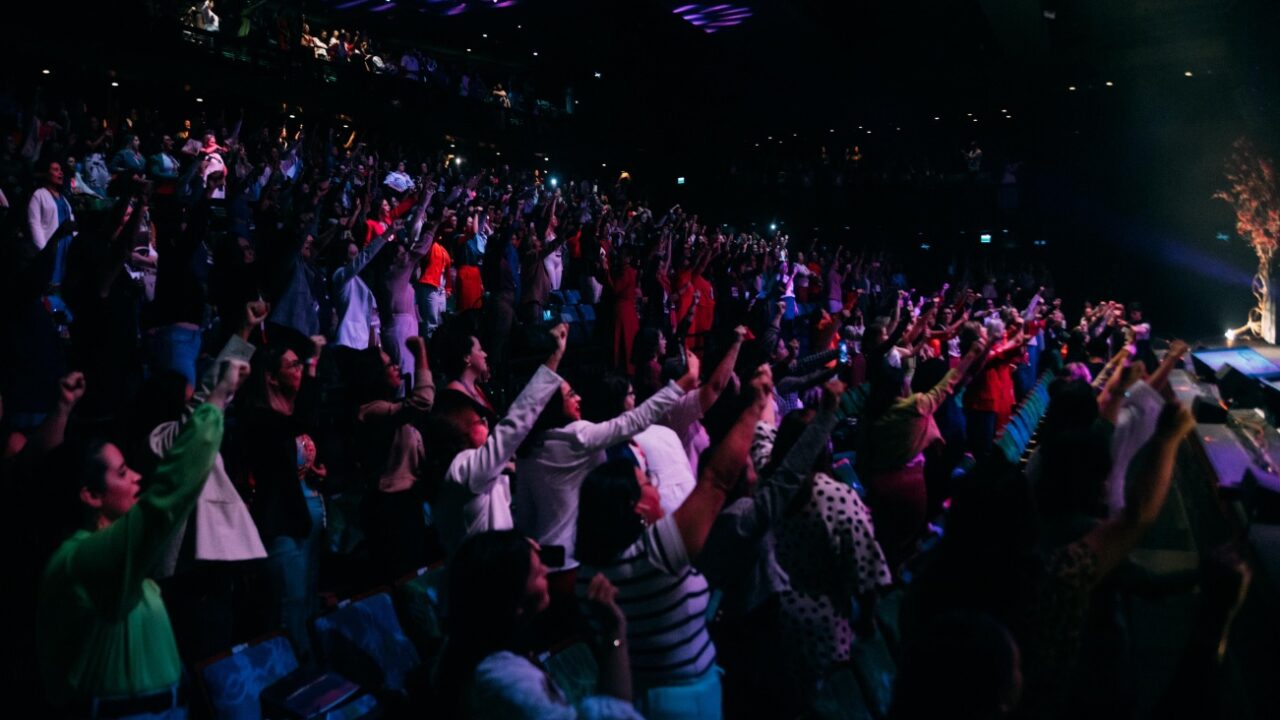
top-left (610, 266), bottom-right (640, 373)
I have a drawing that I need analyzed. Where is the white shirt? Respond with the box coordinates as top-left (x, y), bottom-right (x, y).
top-left (27, 187), bottom-right (73, 251)
top-left (333, 236), bottom-right (386, 350)
top-left (1106, 380), bottom-right (1166, 515)
top-left (633, 424), bottom-right (697, 514)
top-left (471, 652), bottom-right (643, 720)
top-left (662, 390), bottom-right (710, 479)
top-left (515, 382), bottom-right (685, 569)
top-left (436, 366), bottom-right (562, 557)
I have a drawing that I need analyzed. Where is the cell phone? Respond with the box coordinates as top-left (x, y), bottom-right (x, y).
top-left (542, 309), bottom-right (553, 322)
top-left (839, 340), bottom-right (849, 365)
top-left (538, 544), bottom-right (566, 568)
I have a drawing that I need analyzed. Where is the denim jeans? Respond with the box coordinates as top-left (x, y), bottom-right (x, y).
top-left (635, 665), bottom-right (724, 720)
top-left (265, 490), bottom-right (324, 658)
top-left (415, 284), bottom-right (447, 338)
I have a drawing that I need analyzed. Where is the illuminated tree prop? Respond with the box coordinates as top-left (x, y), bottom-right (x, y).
top-left (1215, 139), bottom-right (1280, 343)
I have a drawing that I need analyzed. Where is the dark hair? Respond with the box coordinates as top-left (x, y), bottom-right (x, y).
top-left (581, 374), bottom-right (631, 423)
top-left (631, 326), bottom-right (663, 369)
top-left (519, 384), bottom-right (573, 457)
top-left (45, 436), bottom-right (114, 543)
top-left (1037, 429), bottom-right (1111, 521)
top-left (765, 409), bottom-right (833, 501)
top-left (125, 370), bottom-right (191, 477)
top-left (891, 611), bottom-right (1021, 720)
top-left (435, 530), bottom-right (536, 715)
top-left (433, 314), bottom-right (484, 381)
top-left (575, 458), bottom-right (646, 566)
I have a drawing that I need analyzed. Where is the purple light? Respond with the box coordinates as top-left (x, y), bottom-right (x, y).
top-left (371, 1), bottom-right (396, 10)
top-left (445, 3), bottom-right (467, 14)
top-left (671, 3), bottom-right (753, 32)
top-left (334, 0), bottom-right (371, 8)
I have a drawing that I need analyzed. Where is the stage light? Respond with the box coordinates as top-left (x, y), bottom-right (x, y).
top-left (195, 97), bottom-right (204, 103)
top-left (829, 128), bottom-right (834, 133)
top-left (933, 116), bottom-right (940, 121)
top-left (456, 157), bottom-right (463, 166)
top-left (532, 51), bottom-right (539, 57)
top-left (1105, 81), bottom-right (1114, 87)
top-left (1184, 71), bottom-right (1193, 77)
top-left (1001, 108), bottom-right (1008, 113)
top-left (770, 223), bottom-right (777, 231)
top-left (767, 135), bottom-right (772, 140)
top-left (866, 130), bottom-right (872, 134)
top-left (920, 243), bottom-right (931, 250)
top-left (754, 143), bottom-right (759, 147)
top-left (594, 71), bottom-right (602, 79)
top-left (967, 113), bottom-right (973, 117)
top-left (1068, 85), bottom-right (1077, 91)
top-left (677, 177), bottom-right (686, 185)
top-left (979, 232), bottom-right (993, 244)
top-left (289, 114), bottom-right (296, 119)
top-left (111, 82), bottom-right (119, 87)
top-left (601, 163), bottom-right (607, 167)
top-left (467, 48), bottom-right (472, 52)
top-left (482, 33), bottom-right (488, 38)
top-left (41, 69), bottom-right (50, 75)
top-left (549, 177), bottom-right (557, 187)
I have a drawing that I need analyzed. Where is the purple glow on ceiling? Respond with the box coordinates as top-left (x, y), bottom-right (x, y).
top-left (326, 0), bottom-right (521, 15)
top-left (672, 3), bottom-right (753, 33)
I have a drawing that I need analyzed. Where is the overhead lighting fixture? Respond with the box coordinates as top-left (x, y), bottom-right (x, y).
top-left (195, 97), bottom-right (204, 103)
top-left (467, 48), bottom-right (472, 52)
top-left (933, 116), bottom-right (940, 121)
top-left (111, 81), bottom-right (119, 87)
top-left (967, 112), bottom-right (973, 117)
top-left (1068, 85), bottom-right (1077, 91)
top-left (41, 69), bottom-right (51, 75)
top-left (866, 130), bottom-right (872, 134)
top-left (1105, 81), bottom-right (1114, 87)
top-left (532, 51), bottom-right (539, 57)
top-left (289, 114), bottom-right (296, 119)
top-left (1184, 70), bottom-right (1193, 77)
top-left (482, 33), bottom-right (488, 38)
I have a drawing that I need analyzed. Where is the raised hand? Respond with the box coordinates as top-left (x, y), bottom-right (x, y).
top-left (1155, 401), bottom-right (1195, 442)
top-left (405, 335), bottom-right (427, 358)
top-left (821, 375), bottom-right (847, 412)
top-left (245, 300), bottom-right (269, 328)
top-left (678, 352), bottom-right (702, 392)
top-left (58, 372), bottom-right (87, 408)
top-left (733, 325), bottom-right (750, 343)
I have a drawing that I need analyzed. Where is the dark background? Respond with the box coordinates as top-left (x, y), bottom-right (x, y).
top-left (9, 0), bottom-right (1279, 339)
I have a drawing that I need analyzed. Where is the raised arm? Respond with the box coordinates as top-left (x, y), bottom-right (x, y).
top-left (30, 372), bottom-right (86, 455)
top-left (1081, 402), bottom-right (1195, 582)
top-left (446, 327), bottom-right (566, 494)
top-left (69, 362), bottom-right (246, 615)
top-left (672, 366), bottom-right (769, 560)
top-left (572, 355), bottom-right (700, 452)
top-left (333, 232), bottom-right (390, 288)
top-left (1146, 340), bottom-right (1189, 394)
top-left (698, 326), bottom-right (748, 412)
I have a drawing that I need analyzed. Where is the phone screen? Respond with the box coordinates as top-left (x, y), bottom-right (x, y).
top-left (543, 309), bottom-right (553, 322)
top-left (839, 340), bottom-right (849, 365)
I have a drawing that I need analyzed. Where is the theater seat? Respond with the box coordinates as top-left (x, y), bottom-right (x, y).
top-left (197, 633), bottom-right (300, 720)
top-left (394, 565), bottom-right (447, 660)
top-left (311, 590), bottom-right (422, 695)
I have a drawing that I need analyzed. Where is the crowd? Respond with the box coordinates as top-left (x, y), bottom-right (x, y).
top-left (179, 2), bottom-right (563, 119)
top-left (0, 80), bottom-right (1249, 720)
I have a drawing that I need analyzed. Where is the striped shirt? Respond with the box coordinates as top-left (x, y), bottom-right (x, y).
top-left (579, 516), bottom-right (715, 684)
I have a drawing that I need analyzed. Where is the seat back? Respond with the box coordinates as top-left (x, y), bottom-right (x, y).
top-left (198, 633), bottom-right (299, 720)
top-left (311, 590), bottom-right (422, 694)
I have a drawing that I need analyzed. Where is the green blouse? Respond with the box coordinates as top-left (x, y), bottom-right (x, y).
top-left (38, 404), bottom-right (224, 704)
